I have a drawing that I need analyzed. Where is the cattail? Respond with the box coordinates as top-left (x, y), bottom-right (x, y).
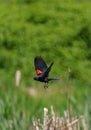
top-left (32, 107), bottom-right (88, 130)
top-left (15, 70), bottom-right (21, 87)
top-left (43, 108), bottom-right (48, 130)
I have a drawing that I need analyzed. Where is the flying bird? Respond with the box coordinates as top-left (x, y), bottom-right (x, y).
top-left (33, 56), bottom-right (59, 88)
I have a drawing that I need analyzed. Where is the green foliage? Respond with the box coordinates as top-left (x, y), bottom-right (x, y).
top-left (0, 1), bottom-right (91, 85)
top-left (0, 0), bottom-right (91, 129)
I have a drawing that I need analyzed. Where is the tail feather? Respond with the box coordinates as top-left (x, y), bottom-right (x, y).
top-left (48, 78), bottom-right (60, 81)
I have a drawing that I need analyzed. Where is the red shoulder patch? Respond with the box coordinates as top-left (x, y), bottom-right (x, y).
top-left (36, 69), bottom-right (42, 75)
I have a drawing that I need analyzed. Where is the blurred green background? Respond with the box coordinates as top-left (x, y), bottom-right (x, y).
top-left (0, 0), bottom-right (91, 129)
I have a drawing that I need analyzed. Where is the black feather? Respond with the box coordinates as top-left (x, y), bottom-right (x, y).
top-left (34, 56), bottom-right (47, 72)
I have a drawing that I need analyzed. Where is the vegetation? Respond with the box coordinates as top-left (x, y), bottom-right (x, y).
top-left (0, 0), bottom-right (91, 129)
top-left (33, 106), bottom-right (88, 130)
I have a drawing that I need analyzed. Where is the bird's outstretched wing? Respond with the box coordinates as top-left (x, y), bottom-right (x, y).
top-left (43, 62), bottom-right (54, 77)
top-left (34, 56), bottom-right (48, 75)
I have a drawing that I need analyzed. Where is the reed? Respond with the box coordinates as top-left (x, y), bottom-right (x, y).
top-left (33, 106), bottom-right (88, 130)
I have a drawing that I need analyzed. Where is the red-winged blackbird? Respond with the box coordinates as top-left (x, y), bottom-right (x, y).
top-left (33, 56), bottom-right (59, 88)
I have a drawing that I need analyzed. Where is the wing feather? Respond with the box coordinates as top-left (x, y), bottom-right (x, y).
top-left (34, 56), bottom-right (47, 75)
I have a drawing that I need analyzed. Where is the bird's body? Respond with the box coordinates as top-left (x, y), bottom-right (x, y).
top-left (33, 56), bottom-right (59, 88)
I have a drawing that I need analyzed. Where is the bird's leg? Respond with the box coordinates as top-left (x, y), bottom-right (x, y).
top-left (44, 82), bottom-right (48, 88)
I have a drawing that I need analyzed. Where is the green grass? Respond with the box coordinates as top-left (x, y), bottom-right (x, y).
top-left (0, 0), bottom-right (91, 129)
top-left (0, 79), bottom-right (91, 129)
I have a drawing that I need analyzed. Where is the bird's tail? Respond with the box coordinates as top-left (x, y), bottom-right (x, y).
top-left (47, 78), bottom-right (60, 81)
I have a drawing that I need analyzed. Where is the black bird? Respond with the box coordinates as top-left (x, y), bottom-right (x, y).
top-left (33, 56), bottom-right (59, 88)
